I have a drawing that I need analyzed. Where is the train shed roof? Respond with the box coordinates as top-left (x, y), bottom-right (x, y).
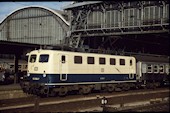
top-left (0, 5), bottom-right (70, 26)
top-left (63, 1), bottom-right (103, 10)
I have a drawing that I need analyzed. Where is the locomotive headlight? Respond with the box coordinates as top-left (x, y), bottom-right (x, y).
top-left (43, 71), bottom-right (46, 77)
top-left (27, 70), bottom-right (30, 77)
top-left (27, 73), bottom-right (30, 77)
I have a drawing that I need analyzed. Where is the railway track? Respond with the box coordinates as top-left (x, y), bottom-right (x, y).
top-left (0, 88), bottom-right (169, 112)
top-left (121, 101), bottom-right (169, 112)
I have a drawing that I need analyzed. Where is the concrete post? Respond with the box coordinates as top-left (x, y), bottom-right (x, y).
top-left (14, 54), bottom-right (19, 84)
top-left (34, 96), bottom-right (40, 112)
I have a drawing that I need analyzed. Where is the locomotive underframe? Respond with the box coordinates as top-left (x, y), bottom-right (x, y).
top-left (20, 76), bottom-right (166, 97)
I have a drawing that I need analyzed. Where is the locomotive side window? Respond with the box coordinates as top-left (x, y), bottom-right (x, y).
top-left (99, 57), bottom-right (105, 65)
top-left (61, 55), bottom-right (65, 63)
top-left (39, 54), bottom-right (49, 63)
top-left (87, 57), bottom-right (94, 64)
top-left (120, 59), bottom-right (125, 65)
top-left (29, 55), bottom-right (36, 63)
top-left (74, 56), bottom-right (82, 64)
top-left (159, 65), bottom-right (164, 73)
top-left (130, 59), bottom-right (132, 66)
top-left (110, 58), bottom-right (116, 65)
top-left (153, 65), bottom-right (159, 73)
top-left (147, 64), bottom-right (153, 73)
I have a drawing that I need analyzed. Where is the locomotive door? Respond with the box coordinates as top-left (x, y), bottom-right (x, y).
top-left (129, 59), bottom-right (134, 79)
top-left (59, 54), bottom-right (68, 81)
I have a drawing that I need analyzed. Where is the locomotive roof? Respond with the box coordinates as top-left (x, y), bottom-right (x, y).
top-left (133, 55), bottom-right (169, 63)
top-left (30, 49), bottom-right (135, 58)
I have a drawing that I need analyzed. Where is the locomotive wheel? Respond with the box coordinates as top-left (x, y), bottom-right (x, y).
top-left (107, 84), bottom-right (115, 92)
top-left (122, 84), bottom-right (130, 91)
top-left (114, 87), bottom-right (122, 92)
top-left (40, 87), bottom-right (49, 96)
top-left (49, 90), bottom-right (57, 97)
top-left (58, 86), bottom-right (68, 96)
top-left (79, 86), bottom-right (91, 95)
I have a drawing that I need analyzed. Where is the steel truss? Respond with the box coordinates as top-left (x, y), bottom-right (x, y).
top-left (64, 1), bottom-right (169, 48)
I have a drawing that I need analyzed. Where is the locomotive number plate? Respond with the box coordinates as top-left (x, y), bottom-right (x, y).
top-left (32, 77), bottom-right (40, 80)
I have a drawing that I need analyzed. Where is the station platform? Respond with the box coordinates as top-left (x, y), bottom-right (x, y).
top-left (0, 84), bottom-right (30, 100)
top-left (0, 84), bottom-right (21, 91)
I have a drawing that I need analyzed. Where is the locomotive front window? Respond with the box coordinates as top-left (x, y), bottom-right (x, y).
top-left (29, 55), bottom-right (36, 63)
top-left (39, 54), bottom-right (49, 63)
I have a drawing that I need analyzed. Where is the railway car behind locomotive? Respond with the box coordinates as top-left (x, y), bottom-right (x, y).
top-left (0, 58), bottom-right (27, 84)
top-left (135, 55), bottom-right (169, 87)
top-left (21, 49), bottom-right (169, 96)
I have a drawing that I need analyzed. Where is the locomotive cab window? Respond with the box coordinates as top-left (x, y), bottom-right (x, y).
top-left (110, 58), bottom-right (116, 65)
top-left (99, 57), bottom-right (105, 65)
top-left (74, 56), bottom-right (82, 64)
top-left (29, 55), bottom-right (36, 63)
top-left (39, 54), bottom-right (49, 63)
top-left (87, 57), bottom-right (94, 64)
top-left (120, 59), bottom-right (125, 65)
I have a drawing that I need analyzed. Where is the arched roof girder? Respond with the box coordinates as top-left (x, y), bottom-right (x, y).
top-left (0, 5), bottom-right (70, 28)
